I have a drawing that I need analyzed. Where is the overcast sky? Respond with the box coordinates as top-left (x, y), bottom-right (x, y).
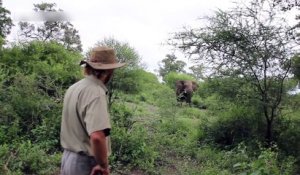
top-left (5, 0), bottom-right (238, 73)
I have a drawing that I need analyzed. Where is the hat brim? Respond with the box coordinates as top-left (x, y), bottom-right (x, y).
top-left (82, 60), bottom-right (126, 70)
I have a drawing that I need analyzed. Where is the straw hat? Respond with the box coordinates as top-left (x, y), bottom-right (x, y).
top-left (80, 46), bottom-right (126, 69)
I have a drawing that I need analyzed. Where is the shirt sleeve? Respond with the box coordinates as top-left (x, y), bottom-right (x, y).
top-left (84, 95), bottom-right (111, 136)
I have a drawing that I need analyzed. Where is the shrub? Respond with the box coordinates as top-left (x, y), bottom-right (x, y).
top-left (0, 141), bottom-right (61, 175)
top-left (232, 146), bottom-right (296, 175)
top-left (277, 118), bottom-right (300, 164)
top-left (201, 94), bottom-right (229, 112)
top-left (0, 41), bottom-right (80, 174)
top-left (112, 69), bottom-right (160, 95)
top-left (110, 126), bottom-right (158, 172)
top-left (191, 96), bottom-right (201, 106)
top-left (154, 118), bottom-right (198, 157)
top-left (201, 104), bottom-right (263, 147)
top-left (177, 107), bottom-right (206, 120)
top-left (151, 84), bottom-right (176, 109)
top-left (0, 41), bottom-right (81, 141)
top-left (31, 112), bottom-right (62, 153)
top-left (110, 103), bottom-right (159, 173)
top-left (193, 144), bottom-right (296, 175)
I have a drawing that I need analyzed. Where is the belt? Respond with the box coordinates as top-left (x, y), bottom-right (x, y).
top-left (77, 151), bottom-right (94, 158)
top-left (64, 149), bottom-right (94, 158)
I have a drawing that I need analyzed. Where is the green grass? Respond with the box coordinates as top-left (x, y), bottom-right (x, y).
top-left (117, 92), bottom-right (299, 175)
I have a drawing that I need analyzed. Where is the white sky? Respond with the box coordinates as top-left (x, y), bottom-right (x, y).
top-left (5, 0), bottom-right (238, 73)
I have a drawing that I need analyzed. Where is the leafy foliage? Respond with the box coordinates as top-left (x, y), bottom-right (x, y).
top-left (94, 37), bottom-right (142, 69)
top-left (189, 64), bottom-right (205, 81)
top-left (164, 71), bottom-right (196, 89)
top-left (18, 3), bottom-right (82, 52)
top-left (273, 0), bottom-right (300, 11)
top-left (92, 37), bottom-right (143, 106)
top-left (0, 41), bottom-right (81, 151)
top-left (112, 69), bottom-right (159, 94)
top-left (232, 145), bottom-right (296, 175)
top-left (0, 6), bottom-right (13, 38)
top-left (278, 118), bottom-right (300, 161)
top-left (198, 77), bottom-right (259, 107)
top-left (201, 104), bottom-right (263, 147)
top-left (109, 103), bottom-right (159, 173)
top-left (291, 54), bottom-right (300, 80)
top-left (170, 0), bottom-right (297, 144)
top-left (0, 141), bottom-right (61, 175)
top-left (1, 1), bottom-right (300, 173)
top-left (158, 54), bottom-right (187, 81)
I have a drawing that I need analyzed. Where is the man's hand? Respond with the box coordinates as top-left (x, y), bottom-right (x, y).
top-left (90, 165), bottom-right (109, 175)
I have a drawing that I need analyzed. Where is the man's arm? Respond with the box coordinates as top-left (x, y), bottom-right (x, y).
top-left (90, 130), bottom-right (109, 169)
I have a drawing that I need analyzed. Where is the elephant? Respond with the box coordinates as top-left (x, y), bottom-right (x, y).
top-left (175, 80), bottom-right (198, 106)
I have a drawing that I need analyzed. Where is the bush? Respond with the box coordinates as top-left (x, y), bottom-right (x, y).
top-left (0, 141), bottom-right (61, 175)
top-left (177, 107), bottom-right (206, 120)
top-left (151, 84), bottom-right (176, 108)
top-left (154, 118), bottom-right (198, 157)
top-left (0, 41), bottom-right (80, 174)
top-left (277, 118), bottom-right (300, 165)
top-left (110, 126), bottom-right (158, 172)
top-left (0, 41), bottom-right (81, 140)
top-left (201, 94), bottom-right (230, 112)
top-left (192, 144), bottom-right (296, 175)
top-left (31, 112), bottom-right (62, 153)
top-left (0, 120), bottom-right (20, 144)
top-left (110, 103), bottom-right (159, 173)
top-left (201, 104), bottom-right (263, 147)
top-left (112, 69), bottom-right (160, 94)
top-left (232, 145), bottom-right (296, 175)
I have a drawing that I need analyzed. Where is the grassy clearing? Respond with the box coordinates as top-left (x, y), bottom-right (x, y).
top-left (113, 92), bottom-right (298, 175)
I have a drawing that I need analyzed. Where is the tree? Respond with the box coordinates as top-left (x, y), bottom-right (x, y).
top-left (291, 54), bottom-right (300, 80)
top-left (94, 37), bottom-right (142, 69)
top-left (274, 0), bottom-right (300, 81)
top-left (273, 0), bottom-right (300, 11)
top-left (0, 6), bottom-right (13, 38)
top-left (0, 41), bottom-right (81, 153)
top-left (164, 72), bottom-right (195, 89)
top-left (92, 37), bottom-right (142, 106)
top-left (18, 3), bottom-right (82, 52)
top-left (158, 54), bottom-right (187, 81)
top-left (170, 0), bottom-right (297, 144)
top-left (189, 64), bottom-right (205, 81)
top-left (0, 6), bottom-right (13, 47)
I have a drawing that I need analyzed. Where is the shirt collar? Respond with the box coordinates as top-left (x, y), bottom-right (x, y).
top-left (86, 75), bottom-right (108, 93)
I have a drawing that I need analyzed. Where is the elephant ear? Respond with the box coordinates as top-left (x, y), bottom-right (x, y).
top-left (175, 80), bottom-right (183, 88)
top-left (192, 81), bottom-right (198, 91)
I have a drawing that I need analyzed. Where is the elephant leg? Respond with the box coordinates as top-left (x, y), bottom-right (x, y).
top-left (185, 93), bottom-right (192, 107)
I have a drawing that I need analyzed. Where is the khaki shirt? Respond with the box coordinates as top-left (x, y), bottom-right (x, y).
top-left (60, 75), bottom-right (111, 156)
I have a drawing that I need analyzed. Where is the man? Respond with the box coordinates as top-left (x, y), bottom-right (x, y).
top-left (60, 46), bottom-right (125, 175)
